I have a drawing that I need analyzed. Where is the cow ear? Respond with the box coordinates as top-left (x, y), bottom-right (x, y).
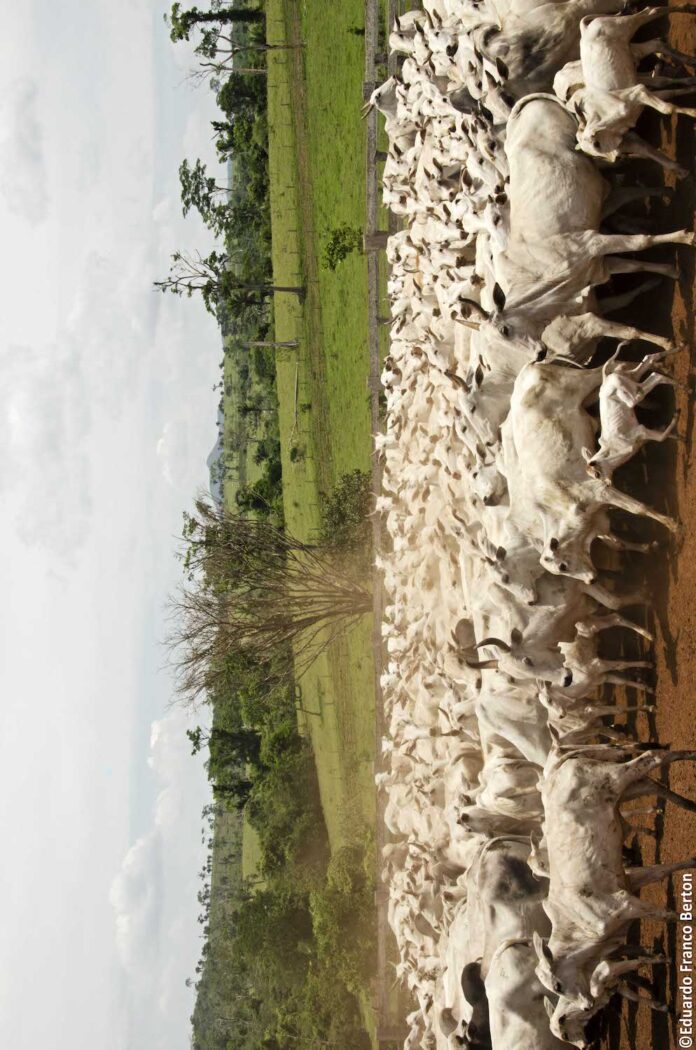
top-left (492, 283), bottom-right (506, 311)
top-left (510, 628), bottom-right (522, 645)
top-left (544, 997), bottom-right (555, 1020)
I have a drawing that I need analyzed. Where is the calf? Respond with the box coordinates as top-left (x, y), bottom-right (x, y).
top-left (565, 9), bottom-right (696, 168)
top-left (584, 349), bottom-right (680, 479)
top-left (475, 0), bottom-right (625, 98)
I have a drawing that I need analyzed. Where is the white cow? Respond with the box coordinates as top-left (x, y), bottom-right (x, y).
top-left (486, 939), bottom-right (568, 1050)
top-left (474, 0), bottom-right (625, 98)
top-left (562, 9), bottom-right (696, 168)
top-left (536, 745), bottom-right (696, 1043)
top-left (501, 360), bottom-right (679, 582)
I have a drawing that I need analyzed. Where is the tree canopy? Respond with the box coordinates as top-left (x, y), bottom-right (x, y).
top-left (167, 2), bottom-right (264, 44)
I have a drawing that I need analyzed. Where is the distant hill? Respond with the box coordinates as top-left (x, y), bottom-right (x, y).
top-left (207, 402), bottom-right (225, 504)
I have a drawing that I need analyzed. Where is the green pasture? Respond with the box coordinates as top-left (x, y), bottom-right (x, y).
top-left (221, 340), bottom-right (267, 509)
top-left (263, 0), bottom-right (378, 858)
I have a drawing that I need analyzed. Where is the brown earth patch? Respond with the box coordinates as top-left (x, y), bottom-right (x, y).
top-left (604, 5), bottom-right (696, 1049)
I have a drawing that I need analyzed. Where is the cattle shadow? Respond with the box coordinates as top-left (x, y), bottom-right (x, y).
top-left (596, 91), bottom-right (695, 1050)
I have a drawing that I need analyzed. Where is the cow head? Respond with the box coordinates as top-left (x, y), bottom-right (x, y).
top-left (547, 994), bottom-right (595, 1049)
top-left (540, 533), bottom-right (597, 586)
top-left (459, 291), bottom-right (542, 361)
top-left (534, 933), bottom-right (596, 1043)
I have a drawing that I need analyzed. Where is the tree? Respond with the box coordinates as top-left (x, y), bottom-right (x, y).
top-left (213, 778), bottom-right (254, 808)
top-left (188, 33), bottom-right (301, 86)
top-left (166, 2), bottom-right (263, 44)
top-left (216, 73), bottom-right (265, 118)
top-left (155, 250), bottom-right (305, 318)
top-left (167, 498), bottom-right (373, 705)
top-left (187, 725), bottom-right (261, 766)
top-left (179, 158), bottom-right (229, 235)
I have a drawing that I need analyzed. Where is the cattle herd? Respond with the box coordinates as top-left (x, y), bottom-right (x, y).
top-left (372, 1), bottom-right (696, 1047)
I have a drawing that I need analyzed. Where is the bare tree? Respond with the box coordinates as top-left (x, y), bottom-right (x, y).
top-left (188, 34), bottom-right (302, 85)
top-left (168, 498), bottom-right (372, 705)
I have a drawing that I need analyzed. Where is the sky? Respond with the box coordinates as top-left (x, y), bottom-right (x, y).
top-left (0, 2), bottom-right (227, 1046)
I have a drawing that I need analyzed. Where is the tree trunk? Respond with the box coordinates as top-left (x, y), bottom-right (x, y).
top-left (244, 340), bottom-right (298, 349)
top-left (190, 10), bottom-right (264, 27)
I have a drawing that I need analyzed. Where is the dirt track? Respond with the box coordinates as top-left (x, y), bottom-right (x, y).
top-left (604, 7), bottom-right (696, 1049)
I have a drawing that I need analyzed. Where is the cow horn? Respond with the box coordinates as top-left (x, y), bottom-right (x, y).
top-left (456, 318), bottom-right (481, 331)
top-left (475, 636), bottom-right (511, 652)
top-left (465, 658), bottom-right (499, 670)
top-left (533, 931), bottom-right (553, 964)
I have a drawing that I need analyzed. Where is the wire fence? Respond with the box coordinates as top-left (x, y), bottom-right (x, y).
top-left (365, 2), bottom-right (412, 1043)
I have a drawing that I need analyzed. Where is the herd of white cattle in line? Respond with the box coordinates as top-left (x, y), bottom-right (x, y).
top-left (372, 1), bottom-right (696, 1047)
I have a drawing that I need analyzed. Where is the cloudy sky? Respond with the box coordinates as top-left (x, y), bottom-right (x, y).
top-left (0, 2), bottom-right (225, 1046)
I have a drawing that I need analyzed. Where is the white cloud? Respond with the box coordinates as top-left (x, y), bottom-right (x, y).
top-left (111, 708), bottom-right (210, 1046)
top-left (0, 78), bottom-right (48, 224)
top-left (157, 419), bottom-right (190, 488)
top-left (0, 2), bottom-right (224, 1048)
top-left (0, 341), bottom-right (92, 559)
top-left (110, 835), bottom-right (162, 983)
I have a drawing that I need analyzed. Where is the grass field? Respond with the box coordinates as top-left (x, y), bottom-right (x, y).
top-left (220, 339), bottom-right (266, 509)
top-left (263, 0), bottom-right (378, 857)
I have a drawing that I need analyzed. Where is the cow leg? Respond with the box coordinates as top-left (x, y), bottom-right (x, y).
top-left (605, 255), bottom-right (679, 278)
top-left (637, 417), bottom-right (679, 445)
top-left (598, 531), bottom-right (659, 554)
top-left (602, 185), bottom-right (673, 218)
top-left (591, 956), bottom-right (666, 999)
top-left (622, 803), bottom-right (663, 816)
top-left (616, 750), bottom-right (696, 794)
top-left (583, 580), bottom-right (646, 610)
top-left (607, 702), bottom-right (657, 716)
top-left (592, 229), bottom-right (696, 256)
top-left (615, 7), bottom-right (668, 37)
top-left (654, 85), bottom-right (696, 99)
top-left (604, 673), bottom-right (654, 691)
top-left (636, 372), bottom-right (677, 399)
top-left (628, 857), bottom-right (696, 890)
top-left (567, 315), bottom-right (673, 352)
top-left (618, 132), bottom-right (689, 176)
top-left (625, 345), bottom-right (682, 378)
top-left (576, 612), bottom-right (654, 641)
top-left (600, 656), bottom-right (653, 671)
top-left (629, 82), bottom-right (696, 117)
top-left (623, 777), bottom-right (696, 813)
top-left (639, 38), bottom-right (696, 68)
top-left (601, 278), bottom-right (663, 314)
top-left (618, 983), bottom-right (669, 1011)
top-left (625, 822), bottom-right (659, 839)
top-left (600, 483), bottom-right (679, 531)
top-left (640, 74), bottom-right (696, 88)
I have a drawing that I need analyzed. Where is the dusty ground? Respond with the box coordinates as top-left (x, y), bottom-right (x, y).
top-left (602, 6), bottom-right (696, 1049)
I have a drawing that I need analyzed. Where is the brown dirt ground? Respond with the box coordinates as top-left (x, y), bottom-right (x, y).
top-left (602, 5), bottom-right (696, 1049)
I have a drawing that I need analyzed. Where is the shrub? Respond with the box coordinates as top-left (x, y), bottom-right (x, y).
top-left (247, 744), bottom-right (327, 875)
top-left (320, 469), bottom-right (373, 555)
top-left (323, 224), bottom-right (363, 271)
top-left (310, 842), bottom-right (376, 996)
